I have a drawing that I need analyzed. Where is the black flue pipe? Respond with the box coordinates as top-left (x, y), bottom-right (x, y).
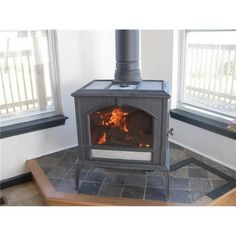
top-left (114, 30), bottom-right (142, 84)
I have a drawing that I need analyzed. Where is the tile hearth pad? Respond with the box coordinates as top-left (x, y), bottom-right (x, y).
top-left (36, 143), bottom-right (236, 204)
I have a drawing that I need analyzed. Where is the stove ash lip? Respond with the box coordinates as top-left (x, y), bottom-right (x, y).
top-left (114, 30), bottom-right (142, 84)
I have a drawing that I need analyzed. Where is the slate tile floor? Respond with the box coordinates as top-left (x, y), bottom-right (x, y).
top-left (36, 143), bottom-right (236, 204)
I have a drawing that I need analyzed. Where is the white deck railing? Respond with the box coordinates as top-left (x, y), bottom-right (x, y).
top-left (0, 50), bottom-right (52, 115)
top-left (184, 44), bottom-right (236, 116)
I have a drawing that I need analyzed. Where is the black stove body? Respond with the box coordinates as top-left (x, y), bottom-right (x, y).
top-left (71, 30), bottom-right (171, 198)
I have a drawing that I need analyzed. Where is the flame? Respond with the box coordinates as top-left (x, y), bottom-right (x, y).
top-left (109, 108), bottom-right (128, 132)
top-left (98, 132), bottom-right (106, 144)
top-left (139, 143), bottom-right (150, 148)
top-left (98, 107), bottom-right (129, 132)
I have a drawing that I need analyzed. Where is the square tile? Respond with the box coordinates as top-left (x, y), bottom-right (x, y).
top-left (170, 177), bottom-right (190, 190)
top-left (37, 156), bottom-right (60, 168)
top-left (147, 175), bottom-right (165, 188)
top-left (47, 167), bottom-right (69, 180)
top-left (123, 174), bottom-right (147, 187)
top-left (79, 182), bottom-right (101, 195)
top-left (170, 167), bottom-right (189, 178)
top-left (191, 191), bottom-right (205, 202)
top-left (211, 179), bottom-right (228, 189)
top-left (169, 189), bottom-right (191, 204)
top-left (145, 187), bottom-right (166, 201)
top-left (170, 149), bottom-right (188, 164)
top-left (98, 184), bottom-right (123, 197)
top-left (56, 155), bottom-right (75, 169)
top-left (188, 168), bottom-right (209, 179)
top-left (41, 167), bottom-right (51, 175)
top-left (84, 171), bottom-right (106, 183)
top-left (49, 178), bottom-right (61, 188)
top-left (56, 179), bottom-right (76, 193)
top-left (104, 173), bottom-right (125, 185)
top-left (122, 185), bottom-right (145, 199)
top-left (190, 178), bottom-right (213, 193)
top-left (226, 169), bottom-right (236, 179)
top-left (207, 171), bottom-right (223, 180)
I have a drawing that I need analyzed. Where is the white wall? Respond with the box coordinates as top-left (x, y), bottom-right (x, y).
top-left (141, 30), bottom-right (236, 171)
top-left (1, 29), bottom-right (235, 181)
top-left (141, 30), bottom-right (173, 83)
top-left (0, 31), bottom-right (115, 180)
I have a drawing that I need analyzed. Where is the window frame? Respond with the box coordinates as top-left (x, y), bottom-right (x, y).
top-left (0, 30), bottom-right (62, 127)
top-left (177, 29), bottom-right (236, 123)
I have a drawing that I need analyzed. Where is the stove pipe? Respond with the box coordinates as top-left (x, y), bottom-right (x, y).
top-left (114, 30), bottom-right (142, 84)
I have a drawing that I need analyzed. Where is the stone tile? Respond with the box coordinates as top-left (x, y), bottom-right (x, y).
top-left (226, 169), bottom-right (236, 179)
top-left (207, 171), bottom-right (224, 180)
top-left (98, 184), bottom-right (123, 197)
top-left (79, 182), bottom-right (101, 195)
top-left (84, 171), bottom-right (106, 183)
top-left (170, 149), bottom-right (188, 164)
top-left (66, 169), bottom-right (89, 182)
top-left (184, 150), bottom-right (205, 162)
top-left (47, 167), bottom-right (69, 180)
top-left (170, 167), bottom-right (189, 178)
top-left (169, 189), bottom-right (191, 204)
top-left (191, 191), bottom-right (206, 202)
top-left (41, 167), bottom-right (52, 175)
top-left (104, 173), bottom-right (125, 185)
top-left (147, 175), bottom-right (165, 188)
top-left (188, 163), bottom-right (201, 168)
top-left (122, 185), bottom-right (145, 199)
top-left (56, 155), bottom-right (75, 169)
top-left (49, 178), bottom-right (61, 188)
top-left (37, 156), bottom-right (60, 168)
top-left (145, 187), bottom-right (166, 201)
top-left (170, 177), bottom-right (190, 190)
top-left (188, 168), bottom-right (209, 179)
top-left (123, 174), bottom-right (147, 187)
top-left (67, 146), bottom-right (79, 153)
top-left (211, 179), bottom-right (228, 189)
top-left (56, 179), bottom-right (76, 193)
top-left (190, 178), bottom-right (213, 193)
top-left (81, 170), bottom-right (91, 181)
top-left (65, 165), bottom-right (76, 180)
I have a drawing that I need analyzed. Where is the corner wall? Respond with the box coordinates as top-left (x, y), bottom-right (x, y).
top-left (0, 31), bottom-right (115, 180)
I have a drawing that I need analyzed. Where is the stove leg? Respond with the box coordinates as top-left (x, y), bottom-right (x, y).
top-left (75, 164), bottom-right (83, 192)
top-left (163, 171), bottom-right (169, 200)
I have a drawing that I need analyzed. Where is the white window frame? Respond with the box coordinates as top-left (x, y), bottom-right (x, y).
top-left (177, 30), bottom-right (235, 123)
top-left (0, 30), bottom-right (62, 127)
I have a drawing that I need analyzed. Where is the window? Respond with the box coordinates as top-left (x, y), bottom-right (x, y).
top-left (178, 30), bottom-right (236, 121)
top-left (0, 30), bottom-right (60, 127)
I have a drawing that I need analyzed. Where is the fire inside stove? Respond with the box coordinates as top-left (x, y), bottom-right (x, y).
top-left (90, 106), bottom-right (153, 148)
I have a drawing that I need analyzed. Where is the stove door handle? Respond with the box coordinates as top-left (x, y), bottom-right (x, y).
top-left (168, 128), bottom-right (174, 136)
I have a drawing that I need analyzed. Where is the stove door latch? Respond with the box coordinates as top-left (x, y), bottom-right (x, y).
top-left (167, 128), bottom-right (174, 136)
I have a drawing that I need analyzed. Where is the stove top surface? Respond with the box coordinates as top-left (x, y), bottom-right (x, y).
top-left (72, 80), bottom-right (170, 98)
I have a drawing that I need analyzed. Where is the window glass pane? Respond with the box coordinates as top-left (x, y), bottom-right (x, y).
top-left (0, 31), bottom-right (55, 123)
top-left (183, 31), bottom-right (236, 118)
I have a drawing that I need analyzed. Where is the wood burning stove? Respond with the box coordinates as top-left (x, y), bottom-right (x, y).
top-left (72, 30), bottom-right (171, 199)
